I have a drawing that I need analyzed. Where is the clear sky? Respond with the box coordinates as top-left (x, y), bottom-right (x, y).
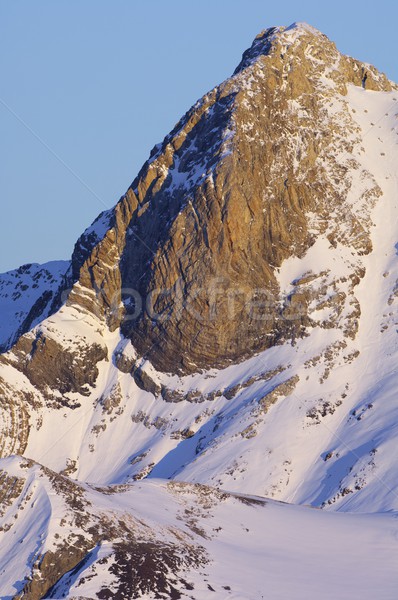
top-left (1, 0), bottom-right (397, 272)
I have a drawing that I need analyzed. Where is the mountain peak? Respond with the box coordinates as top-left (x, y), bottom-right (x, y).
top-left (284, 21), bottom-right (323, 35)
top-left (259, 21), bottom-right (323, 40)
top-left (233, 21), bottom-right (326, 75)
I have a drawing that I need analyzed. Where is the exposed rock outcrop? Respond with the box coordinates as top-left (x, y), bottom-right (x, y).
top-left (3, 330), bottom-right (107, 397)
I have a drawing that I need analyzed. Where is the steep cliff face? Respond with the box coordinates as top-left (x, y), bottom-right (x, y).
top-left (4, 24), bottom-right (391, 383)
top-left (65, 22), bottom-right (394, 373)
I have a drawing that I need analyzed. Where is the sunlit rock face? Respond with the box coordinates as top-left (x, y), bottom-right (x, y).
top-left (67, 22), bottom-right (394, 373)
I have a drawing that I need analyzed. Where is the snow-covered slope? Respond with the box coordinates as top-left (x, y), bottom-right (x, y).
top-left (1, 21), bottom-right (398, 599)
top-left (2, 456), bottom-right (398, 600)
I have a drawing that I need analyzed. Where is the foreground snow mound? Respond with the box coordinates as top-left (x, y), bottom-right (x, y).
top-left (1, 456), bottom-right (398, 600)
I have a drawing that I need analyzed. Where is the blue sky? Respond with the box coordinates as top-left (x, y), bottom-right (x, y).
top-left (1, 0), bottom-right (397, 272)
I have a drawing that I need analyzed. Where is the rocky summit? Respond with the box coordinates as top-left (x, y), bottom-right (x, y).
top-left (2, 22), bottom-right (398, 599)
